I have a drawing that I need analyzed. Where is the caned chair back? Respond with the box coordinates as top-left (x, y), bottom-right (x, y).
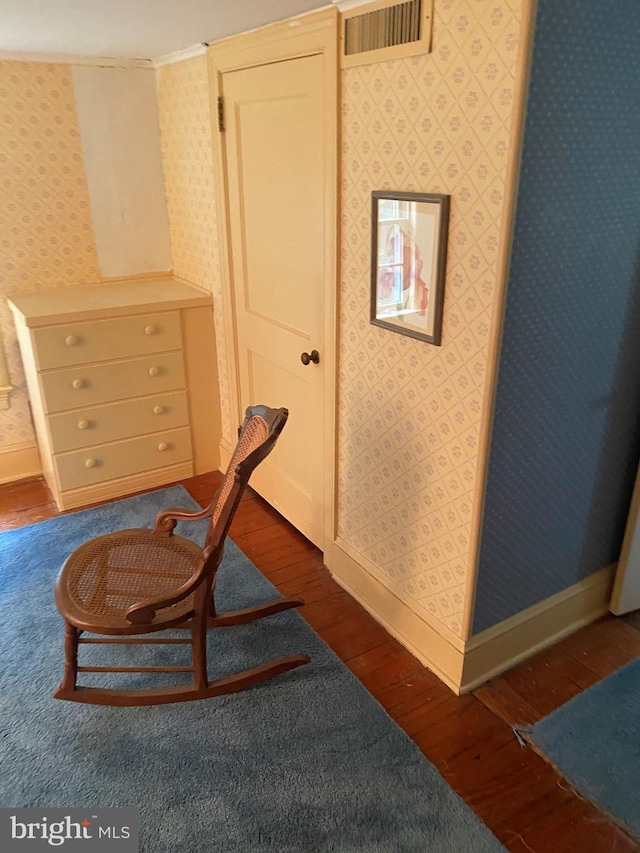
top-left (203, 405), bottom-right (288, 559)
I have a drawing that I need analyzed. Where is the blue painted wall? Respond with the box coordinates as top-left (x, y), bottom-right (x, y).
top-left (472, 0), bottom-right (640, 634)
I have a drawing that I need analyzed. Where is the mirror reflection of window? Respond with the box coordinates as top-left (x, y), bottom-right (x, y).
top-left (376, 203), bottom-right (423, 318)
top-left (378, 199), bottom-right (408, 222)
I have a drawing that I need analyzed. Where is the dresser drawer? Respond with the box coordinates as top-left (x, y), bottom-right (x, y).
top-left (47, 390), bottom-right (190, 453)
top-left (54, 427), bottom-right (193, 492)
top-left (40, 352), bottom-right (186, 413)
top-left (31, 311), bottom-right (182, 369)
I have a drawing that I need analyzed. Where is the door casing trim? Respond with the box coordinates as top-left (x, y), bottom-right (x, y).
top-left (208, 6), bottom-right (339, 552)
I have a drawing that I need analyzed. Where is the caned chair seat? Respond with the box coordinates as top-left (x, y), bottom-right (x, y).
top-left (53, 405), bottom-right (310, 706)
top-left (56, 529), bottom-right (203, 633)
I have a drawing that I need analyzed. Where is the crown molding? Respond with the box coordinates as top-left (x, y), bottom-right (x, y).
top-left (0, 50), bottom-right (152, 68)
top-left (153, 43), bottom-right (207, 68)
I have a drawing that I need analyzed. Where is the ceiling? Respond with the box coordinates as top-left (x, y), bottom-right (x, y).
top-left (0, 0), bottom-right (331, 61)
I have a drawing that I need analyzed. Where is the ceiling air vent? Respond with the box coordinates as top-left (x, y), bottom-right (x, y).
top-left (341, 0), bottom-right (433, 68)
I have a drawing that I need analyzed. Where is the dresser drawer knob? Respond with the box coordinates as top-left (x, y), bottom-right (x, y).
top-left (144, 325), bottom-right (157, 336)
top-left (153, 405), bottom-right (164, 415)
top-left (77, 419), bottom-right (90, 430)
top-left (84, 458), bottom-right (97, 469)
top-left (65, 335), bottom-right (79, 347)
top-left (157, 442), bottom-right (169, 452)
top-left (148, 366), bottom-right (160, 377)
top-left (72, 378), bottom-right (85, 390)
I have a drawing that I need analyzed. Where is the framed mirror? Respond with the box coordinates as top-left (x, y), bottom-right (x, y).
top-left (370, 191), bottom-right (450, 345)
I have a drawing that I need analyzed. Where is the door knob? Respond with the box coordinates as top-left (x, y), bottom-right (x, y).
top-left (301, 350), bottom-right (320, 365)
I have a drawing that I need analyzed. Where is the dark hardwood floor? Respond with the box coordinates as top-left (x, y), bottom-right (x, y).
top-left (2, 472), bottom-right (639, 852)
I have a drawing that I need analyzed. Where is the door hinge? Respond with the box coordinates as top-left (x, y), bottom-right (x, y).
top-left (217, 96), bottom-right (225, 133)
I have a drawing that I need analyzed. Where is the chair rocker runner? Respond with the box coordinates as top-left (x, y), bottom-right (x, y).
top-left (53, 405), bottom-right (310, 706)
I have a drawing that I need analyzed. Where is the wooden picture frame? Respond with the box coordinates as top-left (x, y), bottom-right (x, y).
top-left (370, 191), bottom-right (450, 346)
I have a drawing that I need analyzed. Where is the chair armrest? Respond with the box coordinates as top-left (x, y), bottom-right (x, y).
top-left (125, 560), bottom-right (208, 624)
top-left (154, 505), bottom-right (214, 535)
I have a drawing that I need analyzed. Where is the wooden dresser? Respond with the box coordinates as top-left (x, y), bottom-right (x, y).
top-left (8, 277), bottom-right (219, 510)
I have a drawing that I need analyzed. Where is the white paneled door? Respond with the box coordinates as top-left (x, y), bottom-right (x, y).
top-left (221, 53), bottom-right (329, 547)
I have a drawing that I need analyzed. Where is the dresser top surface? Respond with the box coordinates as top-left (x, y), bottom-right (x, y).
top-left (7, 276), bottom-right (212, 327)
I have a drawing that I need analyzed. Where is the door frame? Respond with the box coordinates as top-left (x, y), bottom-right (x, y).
top-left (611, 460), bottom-right (640, 615)
top-left (207, 6), bottom-right (339, 552)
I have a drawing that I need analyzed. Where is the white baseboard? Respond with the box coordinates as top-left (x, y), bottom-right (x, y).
top-left (324, 538), bottom-right (615, 695)
top-left (324, 539), bottom-right (465, 693)
top-left (461, 564), bottom-right (615, 692)
top-left (0, 443), bottom-right (42, 485)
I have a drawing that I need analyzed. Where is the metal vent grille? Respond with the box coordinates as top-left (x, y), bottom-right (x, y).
top-left (344, 0), bottom-right (422, 56)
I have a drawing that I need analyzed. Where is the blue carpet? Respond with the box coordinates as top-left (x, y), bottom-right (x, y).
top-left (530, 657), bottom-right (640, 838)
top-left (0, 486), bottom-right (505, 851)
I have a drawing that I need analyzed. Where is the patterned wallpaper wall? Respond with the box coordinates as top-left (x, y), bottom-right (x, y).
top-left (156, 55), bottom-right (233, 444)
top-left (337, 0), bottom-right (527, 637)
top-left (472, 0), bottom-right (640, 634)
top-left (0, 61), bottom-right (100, 453)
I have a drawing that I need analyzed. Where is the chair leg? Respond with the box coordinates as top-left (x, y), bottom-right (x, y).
top-left (58, 621), bottom-right (80, 694)
top-left (208, 574), bottom-right (219, 618)
top-left (191, 614), bottom-right (209, 691)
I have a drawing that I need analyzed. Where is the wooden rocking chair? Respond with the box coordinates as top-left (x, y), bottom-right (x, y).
top-left (53, 405), bottom-right (310, 706)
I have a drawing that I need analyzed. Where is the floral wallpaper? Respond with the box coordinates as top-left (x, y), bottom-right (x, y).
top-left (337, 0), bottom-right (527, 637)
top-left (0, 61), bottom-right (100, 453)
top-left (156, 55), bottom-right (232, 444)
